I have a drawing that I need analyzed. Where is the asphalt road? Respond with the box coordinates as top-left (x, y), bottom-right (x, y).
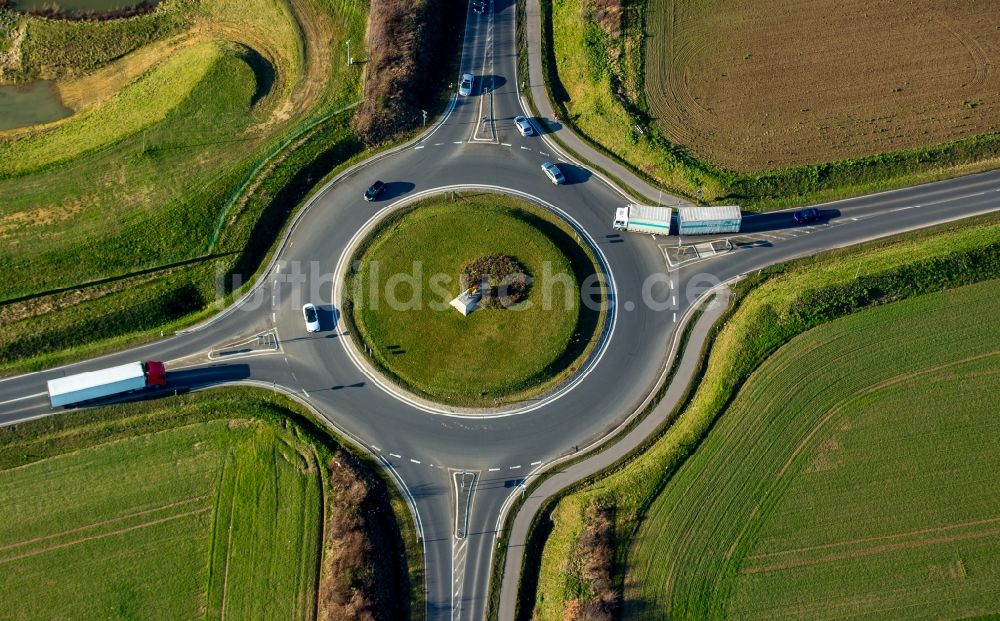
top-left (1, 0), bottom-right (999, 619)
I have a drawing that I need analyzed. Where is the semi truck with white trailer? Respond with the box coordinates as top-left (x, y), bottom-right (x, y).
top-left (47, 360), bottom-right (167, 408)
top-left (677, 205), bottom-right (742, 235)
top-left (612, 204), bottom-right (673, 235)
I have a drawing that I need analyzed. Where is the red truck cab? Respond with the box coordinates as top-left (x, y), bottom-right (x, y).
top-left (143, 361), bottom-right (167, 387)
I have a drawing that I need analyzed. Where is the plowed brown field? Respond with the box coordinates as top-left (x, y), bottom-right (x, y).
top-left (645, 0), bottom-right (1000, 171)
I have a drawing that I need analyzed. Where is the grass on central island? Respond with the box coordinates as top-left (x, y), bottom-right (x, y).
top-left (347, 193), bottom-right (604, 407)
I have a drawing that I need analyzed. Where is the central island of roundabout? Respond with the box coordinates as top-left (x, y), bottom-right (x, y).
top-left (337, 191), bottom-right (610, 411)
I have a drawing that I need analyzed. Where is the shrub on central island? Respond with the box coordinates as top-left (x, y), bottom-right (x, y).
top-left (459, 254), bottom-right (531, 308)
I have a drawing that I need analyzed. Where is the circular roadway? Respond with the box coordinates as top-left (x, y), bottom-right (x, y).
top-left (1, 1), bottom-right (999, 620)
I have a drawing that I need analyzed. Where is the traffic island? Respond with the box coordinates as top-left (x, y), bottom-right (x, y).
top-left (341, 192), bottom-right (607, 409)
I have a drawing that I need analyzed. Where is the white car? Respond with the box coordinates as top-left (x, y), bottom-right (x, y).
top-left (459, 73), bottom-right (474, 96)
top-left (541, 161), bottom-right (565, 185)
top-left (302, 303), bottom-right (320, 332)
top-left (514, 115), bottom-right (533, 136)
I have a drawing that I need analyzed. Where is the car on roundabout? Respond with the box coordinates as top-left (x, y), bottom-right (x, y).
top-left (302, 303), bottom-right (320, 332)
top-left (459, 73), bottom-right (474, 96)
top-left (541, 161), bottom-right (565, 185)
top-left (514, 115), bottom-right (533, 136)
top-left (363, 180), bottom-right (385, 202)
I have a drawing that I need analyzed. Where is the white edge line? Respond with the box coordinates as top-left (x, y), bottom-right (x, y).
top-left (0, 391), bottom-right (47, 406)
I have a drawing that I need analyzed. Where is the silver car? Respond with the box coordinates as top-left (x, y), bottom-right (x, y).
top-left (514, 115), bottom-right (533, 136)
top-left (459, 73), bottom-right (474, 96)
top-left (541, 161), bottom-right (565, 185)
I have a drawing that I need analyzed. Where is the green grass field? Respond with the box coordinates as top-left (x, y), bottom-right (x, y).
top-left (0, 401), bottom-right (322, 619)
top-left (348, 194), bottom-right (605, 406)
top-left (523, 215), bottom-right (1000, 620)
top-left (625, 280), bottom-right (1000, 619)
top-left (0, 0), bottom-right (368, 370)
top-left (0, 388), bottom-right (419, 620)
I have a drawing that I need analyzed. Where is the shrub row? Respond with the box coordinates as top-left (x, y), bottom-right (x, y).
top-left (789, 242), bottom-right (1000, 325)
top-left (352, 0), bottom-right (465, 144)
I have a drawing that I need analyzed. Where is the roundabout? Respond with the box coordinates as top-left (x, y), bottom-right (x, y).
top-left (1, 0), bottom-right (997, 619)
top-left (342, 192), bottom-right (608, 408)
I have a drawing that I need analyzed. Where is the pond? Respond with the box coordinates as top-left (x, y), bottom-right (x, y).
top-left (8, 0), bottom-right (161, 15)
top-left (0, 81), bottom-right (72, 131)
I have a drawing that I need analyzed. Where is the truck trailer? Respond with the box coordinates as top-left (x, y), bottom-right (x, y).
top-left (677, 206), bottom-right (742, 235)
top-left (47, 361), bottom-right (167, 408)
top-left (612, 204), bottom-right (673, 235)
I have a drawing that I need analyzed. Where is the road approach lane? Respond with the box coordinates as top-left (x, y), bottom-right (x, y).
top-left (2, 0), bottom-right (1000, 619)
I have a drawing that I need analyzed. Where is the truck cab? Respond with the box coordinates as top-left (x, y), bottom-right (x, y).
top-left (143, 361), bottom-right (167, 387)
top-left (613, 207), bottom-right (629, 231)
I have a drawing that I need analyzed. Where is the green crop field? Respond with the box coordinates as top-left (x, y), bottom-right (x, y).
top-left (0, 398), bottom-right (322, 619)
top-left (0, 0), bottom-right (367, 370)
top-left (347, 193), bottom-right (605, 406)
top-left (522, 215), bottom-right (1000, 620)
top-left (625, 280), bottom-right (1000, 619)
top-left (0, 388), bottom-right (418, 620)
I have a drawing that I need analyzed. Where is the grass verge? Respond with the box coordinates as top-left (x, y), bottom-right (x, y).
top-left (0, 0), bottom-right (369, 371)
top-left (517, 211), bottom-right (1000, 620)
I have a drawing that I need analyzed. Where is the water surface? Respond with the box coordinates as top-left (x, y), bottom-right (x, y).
top-left (9, 0), bottom-right (161, 14)
top-left (0, 81), bottom-right (73, 131)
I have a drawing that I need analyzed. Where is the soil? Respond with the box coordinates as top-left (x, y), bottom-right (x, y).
top-left (645, 0), bottom-right (1000, 171)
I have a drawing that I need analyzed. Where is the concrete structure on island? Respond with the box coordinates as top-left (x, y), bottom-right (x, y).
top-left (450, 288), bottom-right (481, 316)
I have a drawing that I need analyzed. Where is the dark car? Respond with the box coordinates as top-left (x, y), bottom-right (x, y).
top-left (364, 180), bottom-right (385, 202)
top-left (793, 207), bottom-right (821, 223)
